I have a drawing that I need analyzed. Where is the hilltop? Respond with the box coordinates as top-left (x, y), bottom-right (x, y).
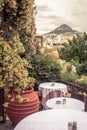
top-left (47, 24), bottom-right (78, 34)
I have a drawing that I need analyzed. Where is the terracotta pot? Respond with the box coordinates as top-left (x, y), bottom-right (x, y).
top-left (6, 87), bottom-right (39, 126)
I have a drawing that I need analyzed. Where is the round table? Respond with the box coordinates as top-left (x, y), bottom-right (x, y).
top-left (39, 82), bottom-right (67, 96)
top-left (46, 97), bottom-right (84, 111)
top-left (39, 82), bottom-right (68, 107)
top-left (14, 109), bottom-right (87, 130)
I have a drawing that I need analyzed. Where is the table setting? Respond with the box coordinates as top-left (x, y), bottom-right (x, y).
top-left (38, 82), bottom-right (68, 108)
top-left (14, 109), bottom-right (87, 130)
top-left (46, 97), bottom-right (84, 111)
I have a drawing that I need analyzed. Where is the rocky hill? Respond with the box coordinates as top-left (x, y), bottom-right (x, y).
top-left (47, 24), bottom-right (78, 34)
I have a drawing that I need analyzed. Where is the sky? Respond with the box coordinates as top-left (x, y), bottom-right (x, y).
top-left (35, 0), bottom-right (87, 34)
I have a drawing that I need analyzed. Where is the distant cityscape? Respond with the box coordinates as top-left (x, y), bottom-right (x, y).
top-left (36, 24), bottom-right (83, 51)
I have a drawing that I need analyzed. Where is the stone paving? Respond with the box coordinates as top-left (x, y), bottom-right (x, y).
top-left (0, 105), bottom-right (43, 130)
top-left (0, 119), bottom-right (14, 130)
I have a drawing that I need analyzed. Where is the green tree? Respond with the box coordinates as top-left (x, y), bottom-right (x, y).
top-left (59, 33), bottom-right (87, 63)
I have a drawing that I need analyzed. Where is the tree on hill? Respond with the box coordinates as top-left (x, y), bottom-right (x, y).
top-left (59, 33), bottom-right (87, 75)
top-left (59, 33), bottom-right (87, 63)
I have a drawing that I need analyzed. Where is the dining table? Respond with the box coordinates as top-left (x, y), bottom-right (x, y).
top-left (46, 97), bottom-right (84, 111)
top-left (14, 109), bottom-right (87, 130)
top-left (38, 82), bottom-right (68, 108)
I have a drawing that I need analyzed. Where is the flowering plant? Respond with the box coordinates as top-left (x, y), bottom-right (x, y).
top-left (0, 36), bottom-right (35, 93)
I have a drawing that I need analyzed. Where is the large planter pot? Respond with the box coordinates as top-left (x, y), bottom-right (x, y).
top-left (6, 87), bottom-right (39, 126)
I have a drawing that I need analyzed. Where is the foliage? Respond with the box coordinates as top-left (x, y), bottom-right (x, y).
top-left (76, 78), bottom-right (87, 88)
top-left (0, 22), bottom-right (25, 54)
top-left (0, 37), bottom-right (35, 92)
top-left (29, 54), bottom-right (61, 90)
top-left (76, 62), bottom-right (87, 76)
top-left (59, 33), bottom-right (87, 64)
top-left (61, 72), bottom-right (79, 83)
top-left (0, 1), bottom-right (35, 94)
top-left (3, 0), bottom-right (36, 60)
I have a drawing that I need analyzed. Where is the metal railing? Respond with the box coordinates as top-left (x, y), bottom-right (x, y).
top-left (58, 80), bottom-right (87, 101)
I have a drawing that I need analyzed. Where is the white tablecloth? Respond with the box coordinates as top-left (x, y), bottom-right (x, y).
top-left (46, 97), bottom-right (84, 110)
top-left (39, 82), bottom-right (67, 97)
top-left (14, 109), bottom-right (87, 130)
top-left (39, 82), bottom-right (68, 107)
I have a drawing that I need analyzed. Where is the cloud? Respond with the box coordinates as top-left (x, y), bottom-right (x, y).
top-left (77, 0), bottom-right (87, 4)
top-left (36, 14), bottom-right (69, 34)
top-left (36, 4), bottom-right (52, 20)
top-left (37, 5), bottom-right (51, 12)
top-left (72, 11), bottom-right (87, 16)
top-left (35, 0), bottom-right (87, 34)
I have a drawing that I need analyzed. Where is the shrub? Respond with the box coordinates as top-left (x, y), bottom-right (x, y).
top-left (77, 62), bottom-right (87, 76)
top-left (76, 77), bottom-right (87, 88)
top-left (29, 54), bottom-right (61, 90)
top-left (61, 72), bottom-right (79, 83)
top-left (77, 80), bottom-right (87, 88)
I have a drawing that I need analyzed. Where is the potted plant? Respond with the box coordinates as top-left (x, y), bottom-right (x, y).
top-left (0, 36), bottom-right (39, 126)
